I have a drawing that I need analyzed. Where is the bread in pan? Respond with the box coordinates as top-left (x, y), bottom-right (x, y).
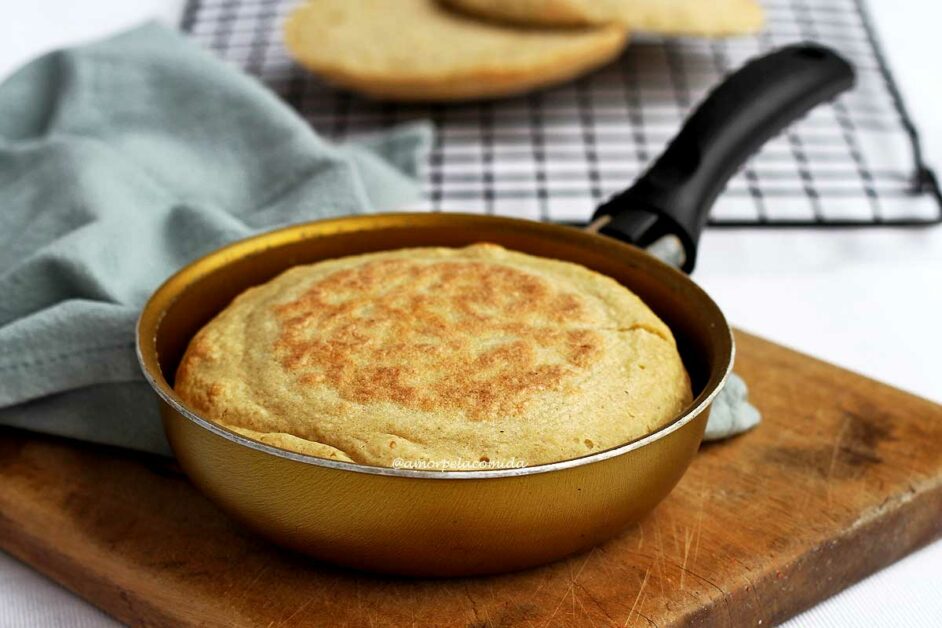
top-left (175, 244), bottom-right (692, 469)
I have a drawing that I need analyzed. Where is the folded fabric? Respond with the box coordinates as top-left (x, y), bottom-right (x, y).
top-left (0, 23), bottom-right (431, 455)
top-left (703, 372), bottom-right (760, 441)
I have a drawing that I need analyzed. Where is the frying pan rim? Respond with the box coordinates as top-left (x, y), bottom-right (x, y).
top-left (137, 212), bottom-right (734, 480)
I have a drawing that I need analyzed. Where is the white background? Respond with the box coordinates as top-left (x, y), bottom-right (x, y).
top-left (1, 0), bottom-right (940, 625)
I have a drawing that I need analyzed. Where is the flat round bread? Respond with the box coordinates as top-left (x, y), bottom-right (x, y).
top-left (175, 244), bottom-right (692, 470)
top-left (283, 0), bottom-right (628, 101)
top-left (442, 0), bottom-right (765, 36)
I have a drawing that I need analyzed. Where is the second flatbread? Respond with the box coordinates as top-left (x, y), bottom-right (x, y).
top-left (441, 0), bottom-right (764, 36)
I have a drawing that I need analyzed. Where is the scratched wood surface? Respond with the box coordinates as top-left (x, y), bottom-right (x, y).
top-left (1, 330), bottom-right (940, 627)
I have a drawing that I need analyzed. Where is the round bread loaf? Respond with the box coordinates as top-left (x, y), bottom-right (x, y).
top-left (175, 244), bottom-right (692, 469)
top-left (283, 0), bottom-right (628, 101)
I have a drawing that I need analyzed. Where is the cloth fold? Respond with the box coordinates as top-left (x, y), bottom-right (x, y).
top-left (0, 22), bottom-right (757, 457)
top-left (0, 23), bottom-right (431, 455)
top-left (703, 372), bottom-right (760, 441)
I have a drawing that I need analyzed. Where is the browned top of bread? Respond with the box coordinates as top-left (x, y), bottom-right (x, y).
top-left (175, 244), bottom-right (692, 469)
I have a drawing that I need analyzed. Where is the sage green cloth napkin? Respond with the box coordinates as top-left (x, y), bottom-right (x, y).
top-left (0, 23), bottom-right (431, 455)
top-left (703, 372), bottom-right (760, 441)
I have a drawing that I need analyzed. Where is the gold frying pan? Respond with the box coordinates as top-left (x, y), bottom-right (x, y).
top-left (137, 45), bottom-right (854, 576)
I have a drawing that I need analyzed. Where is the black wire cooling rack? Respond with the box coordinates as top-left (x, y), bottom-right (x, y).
top-left (181, 0), bottom-right (942, 227)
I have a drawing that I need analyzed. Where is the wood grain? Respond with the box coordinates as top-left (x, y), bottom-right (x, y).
top-left (1, 330), bottom-right (940, 627)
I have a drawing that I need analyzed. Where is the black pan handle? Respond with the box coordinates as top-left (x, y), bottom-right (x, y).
top-left (591, 43), bottom-right (855, 273)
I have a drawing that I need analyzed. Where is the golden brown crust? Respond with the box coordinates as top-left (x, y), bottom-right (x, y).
top-left (283, 0), bottom-right (629, 102)
top-left (274, 258), bottom-right (607, 420)
top-left (175, 244), bottom-right (692, 469)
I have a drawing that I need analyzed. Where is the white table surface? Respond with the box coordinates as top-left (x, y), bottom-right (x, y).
top-left (1, 1), bottom-right (940, 625)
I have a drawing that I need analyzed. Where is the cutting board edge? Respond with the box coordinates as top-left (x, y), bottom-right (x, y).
top-left (0, 514), bottom-right (178, 627)
top-left (759, 476), bottom-right (942, 625)
top-left (2, 459), bottom-right (942, 628)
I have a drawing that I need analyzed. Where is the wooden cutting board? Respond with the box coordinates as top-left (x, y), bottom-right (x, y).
top-left (1, 330), bottom-right (940, 627)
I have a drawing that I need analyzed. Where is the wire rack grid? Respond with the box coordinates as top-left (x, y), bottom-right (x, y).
top-left (181, 0), bottom-right (942, 227)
